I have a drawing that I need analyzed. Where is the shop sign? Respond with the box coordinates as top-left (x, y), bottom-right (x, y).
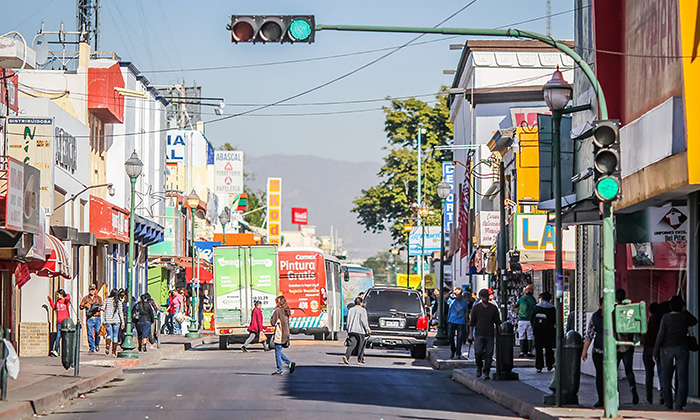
top-left (7, 117), bottom-right (54, 209)
top-left (617, 205), bottom-right (689, 243)
top-left (5, 157), bottom-right (23, 231)
top-left (442, 162), bottom-right (454, 243)
top-left (267, 178), bottom-right (282, 245)
top-left (54, 126), bottom-right (77, 174)
top-left (476, 211), bottom-right (500, 247)
top-left (513, 213), bottom-right (576, 252)
top-left (409, 226), bottom-right (441, 256)
top-left (22, 164), bottom-right (40, 234)
top-left (195, 241), bottom-right (221, 263)
top-left (291, 207), bottom-right (308, 225)
top-left (214, 150), bottom-right (244, 196)
top-left (90, 196), bottom-right (129, 242)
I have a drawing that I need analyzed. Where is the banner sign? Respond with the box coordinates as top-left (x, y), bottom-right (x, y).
top-left (291, 207), bottom-right (308, 225)
top-left (5, 157), bottom-right (23, 231)
top-left (396, 273), bottom-right (435, 289)
top-left (442, 162), bottom-right (454, 244)
top-left (195, 241), bottom-right (222, 263)
top-left (409, 226), bottom-right (441, 256)
top-left (617, 206), bottom-right (688, 244)
top-left (214, 150), bottom-right (244, 196)
top-left (7, 117), bottom-right (54, 209)
top-left (513, 213), bottom-right (576, 252)
top-left (267, 178), bottom-right (282, 245)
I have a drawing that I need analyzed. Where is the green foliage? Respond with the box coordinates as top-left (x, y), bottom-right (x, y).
top-left (243, 188), bottom-right (265, 228)
top-left (362, 251), bottom-right (406, 285)
top-left (219, 142), bottom-right (236, 151)
top-left (352, 93), bottom-right (453, 244)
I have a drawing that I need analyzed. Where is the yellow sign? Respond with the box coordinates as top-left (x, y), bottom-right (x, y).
top-left (267, 177), bottom-right (282, 245)
top-left (679, 0), bottom-right (700, 183)
top-left (396, 273), bottom-right (435, 289)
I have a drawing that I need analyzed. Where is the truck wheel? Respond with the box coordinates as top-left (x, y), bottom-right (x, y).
top-left (411, 344), bottom-right (427, 359)
top-left (219, 336), bottom-right (228, 350)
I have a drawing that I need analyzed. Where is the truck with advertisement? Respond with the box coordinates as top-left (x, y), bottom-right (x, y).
top-left (278, 248), bottom-right (343, 340)
top-left (341, 264), bottom-right (374, 318)
top-left (213, 245), bottom-right (278, 350)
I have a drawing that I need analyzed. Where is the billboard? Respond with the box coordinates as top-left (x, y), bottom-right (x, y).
top-left (409, 226), bottom-right (441, 256)
top-left (7, 117), bottom-right (54, 209)
top-left (267, 178), bottom-right (282, 245)
top-left (291, 207), bottom-right (308, 225)
top-left (214, 150), bottom-right (244, 196)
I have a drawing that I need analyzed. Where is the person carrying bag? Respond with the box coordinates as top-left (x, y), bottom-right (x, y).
top-left (242, 300), bottom-right (269, 352)
top-left (270, 295), bottom-right (295, 375)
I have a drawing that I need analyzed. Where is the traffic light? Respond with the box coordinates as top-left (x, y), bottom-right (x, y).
top-left (592, 119), bottom-right (621, 202)
top-left (228, 15), bottom-right (315, 43)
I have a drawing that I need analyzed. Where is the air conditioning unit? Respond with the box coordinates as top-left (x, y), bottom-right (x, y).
top-left (0, 37), bottom-right (36, 69)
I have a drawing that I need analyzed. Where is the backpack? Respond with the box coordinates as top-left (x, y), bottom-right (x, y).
top-left (518, 295), bottom-right (534, 319)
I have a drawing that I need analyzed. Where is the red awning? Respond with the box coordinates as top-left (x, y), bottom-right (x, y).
top-left (33, 234), bottom-right (71, 278)
top-left (518, 260), bottom-right (576, 272)
top-left (517, 250), bottom-right (575, 272)
top-left (185, 266), bottom-right (213, 284)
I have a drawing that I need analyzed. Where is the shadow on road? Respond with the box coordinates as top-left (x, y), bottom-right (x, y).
top-left (281, 364), bottom-right (494, 415)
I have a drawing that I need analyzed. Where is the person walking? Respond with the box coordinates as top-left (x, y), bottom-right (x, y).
top-left (270, 295), bottom-right (296, 375)
top-left (615, 288), bottom-right (639, 404)
top-left (132, 294), bottom-right (155, 352)
top-left (242, 300), bottom-right (268, 352)
top-left (172, 289), bottom-right (185, 335)
top-left (446, 287), bottom-right (469, 359)
top-left (514, 284), bottom-right (537, 357)
top-left (654, 295), bottom-right (698, 410)
top-left (102, 289), bottom-right (124, 356)
top-left (531, 292), bottom-right (555, 372)
top-left (79, 284), bottom-right (103, 353)
top-left (343, 297), bottom-right (371, 365)
top-left (641, 302), bottom-right (664, 405)
top-left (468, 288), bottom-right (501, 380)
top-left (582, 297), bottom-right (604, 408)
top-left (47, 289), bottom-right (71, 357)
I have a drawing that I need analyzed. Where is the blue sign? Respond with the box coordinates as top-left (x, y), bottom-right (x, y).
top-left (408, 226), bottom-right (442, 256)
top-left (194, 241), bottom-right (221, 263)
top-left (442, 162), bottom-right (455, 243)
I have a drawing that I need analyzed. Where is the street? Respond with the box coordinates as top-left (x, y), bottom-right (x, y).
top-left (41, 337), bottom-right (520, 420)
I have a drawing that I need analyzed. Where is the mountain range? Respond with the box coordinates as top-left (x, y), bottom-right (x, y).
top-left (245, 154), bottom-right (392, 260)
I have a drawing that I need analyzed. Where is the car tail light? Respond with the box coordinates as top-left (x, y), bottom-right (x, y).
top-left (416, 316), bottom-right (428, 330)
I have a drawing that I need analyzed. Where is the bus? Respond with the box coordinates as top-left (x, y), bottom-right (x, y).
top-left (278, 248), bottom-right (343, 340)
top-left (341, 264), bottom-right (374, 318)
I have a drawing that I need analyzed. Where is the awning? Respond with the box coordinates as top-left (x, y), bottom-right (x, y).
top-left (28, 234), bottom-right (71, 278)
top-left (185, 266), bottom-right (213, 284)
top-left (517, 250), bottom-right (575, 272)
top-left (135, 214), bottom-right (164, 247)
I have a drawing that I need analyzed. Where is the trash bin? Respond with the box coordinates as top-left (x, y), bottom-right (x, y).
top-left (61, 318), bottom-right (76, 370)
top-left (560, 329), bottom-right (583, 405)
top-left (495, 320), bottom-right (518, 380)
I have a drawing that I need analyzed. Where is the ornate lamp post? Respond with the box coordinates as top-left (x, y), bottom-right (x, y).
top-left (185, 189), bottom-right (201, 338)
top-left (118, 151), bottom-right (143, 359)
top-left (433, 180), bottom-right (451, 346)
top-left (218, 207), bottom-right (231, 245)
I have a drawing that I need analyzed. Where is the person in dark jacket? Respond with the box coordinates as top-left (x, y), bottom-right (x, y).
top-left (133, 294), bottom-right (155, 352)
top-left (468, 288), bottom-right (501, 380)
top-left (642, 302), bottom-right (664, 405)
top-left (654, 295), bottom-right (698, 410)
top-left (582, 297), bottom-right (604, 408)
top-left (531, 292), bottom-right (556, 372)
top-left (270, 295), bottom-right (295, 375)
top-left (242, 300), bottom-right (268, 352)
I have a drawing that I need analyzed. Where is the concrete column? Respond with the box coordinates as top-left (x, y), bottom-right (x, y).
top-left (687, 191), bottom-right (699, 398)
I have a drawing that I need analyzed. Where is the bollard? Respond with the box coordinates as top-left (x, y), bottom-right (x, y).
top-left (545, 329), bottom-right (583, 405)
top-left (61, 318), bottom-right (77, 370)
top-left (74, 322), bottom-right (81, 377)
top-left (494, 320), bottom-right (519, 380)
top-left (0, 327), bottom-right (7, 401)
top-left (157, 314), bottom-right (161, 349)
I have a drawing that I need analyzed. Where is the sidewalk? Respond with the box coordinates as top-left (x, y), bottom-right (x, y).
top-left (0, 332), bottom-right (215, 420)
top-left (451, 361), bottom-right (700, 420)
top-left (428, 343), bottom-right (535, 370)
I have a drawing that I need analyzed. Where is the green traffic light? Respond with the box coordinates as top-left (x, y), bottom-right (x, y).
top-left (596, 177), bottom-right (620, 201)
top-left (289, 19), bottom-right (312, 41)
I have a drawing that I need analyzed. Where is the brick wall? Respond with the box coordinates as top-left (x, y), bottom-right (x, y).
top-left (19, 322), bottom-right (49, 357)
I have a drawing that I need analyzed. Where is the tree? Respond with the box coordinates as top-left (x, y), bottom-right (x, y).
top-left (219, 142), bottom-right (236, 151)
top-left (363, 251), bottom-right (406, 285)
top-left (243, 188), bottom-right (265, 228)
top-left (352, 94), bottom-right (453, 245)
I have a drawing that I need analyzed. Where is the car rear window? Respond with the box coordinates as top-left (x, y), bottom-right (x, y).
top-left (365, 290), bottom-right (422, 314)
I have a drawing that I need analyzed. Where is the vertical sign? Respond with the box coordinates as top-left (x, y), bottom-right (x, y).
top-left (5, 157), bottom-right (24, 231)
top-left (166, 129), bottom-right (191, 163)
top-left (214, 150), bottom-right (244, 196)
top-left (7, 117), bottom-right (54, 210)
top-left (267, 178), bottom-right (282, 245)
top-left (442, 162), bottom-right (454, 245)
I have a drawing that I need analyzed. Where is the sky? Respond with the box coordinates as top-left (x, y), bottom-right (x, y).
top-left (3, 0), bottom-right (575, 164)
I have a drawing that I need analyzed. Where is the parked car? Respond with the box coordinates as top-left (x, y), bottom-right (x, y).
top-left (363, 287), bottom-right (429, 359)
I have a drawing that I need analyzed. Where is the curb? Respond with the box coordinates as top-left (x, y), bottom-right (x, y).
top-left (452, 368), bottom-right (557, 420)
top-left (428, 348), bottom-right (535, 370)
top-left (3, 335), bottom-right (216, 420)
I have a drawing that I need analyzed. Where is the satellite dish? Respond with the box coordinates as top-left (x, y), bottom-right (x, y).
top-left (32, 34), bottom-right (49, 66)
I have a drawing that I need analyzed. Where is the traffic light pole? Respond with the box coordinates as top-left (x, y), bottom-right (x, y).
top-left (314, 24), bottom-right (615, 416)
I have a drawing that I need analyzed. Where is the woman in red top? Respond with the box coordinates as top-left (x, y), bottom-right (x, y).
top-left (242, 300), bottom-right (268, 352)
top-left (47, 289), bottom-right (71, 357)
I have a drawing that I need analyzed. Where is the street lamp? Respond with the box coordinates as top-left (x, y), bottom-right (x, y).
top-left (218, 207), bottom-right (231, 245)
top-left (118, 151), bottom-right (143, 359)
top-left (433, 181), bottom-right (451, 346)
top-left (185, 189), bottom-right (201, 338)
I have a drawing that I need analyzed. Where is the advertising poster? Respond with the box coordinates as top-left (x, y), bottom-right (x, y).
top-left (267, 178), bottom-right (282, 245)
top-left (7, 117), bottom-right (54, 209)
top-left (409, 226), bottom-right (441, 256)
top-left (249, 246), bottom-right (278, 320)
top-left (214, 246), bottom-right (244, 325)
top-left (278, 249), bottom-right (324, 319)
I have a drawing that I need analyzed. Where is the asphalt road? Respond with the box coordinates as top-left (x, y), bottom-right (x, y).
top-left (42, 337), bottom-right (522, 420)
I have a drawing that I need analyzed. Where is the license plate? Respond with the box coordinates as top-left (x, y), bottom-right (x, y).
top-left (385, 320), bottom-right (400, 327)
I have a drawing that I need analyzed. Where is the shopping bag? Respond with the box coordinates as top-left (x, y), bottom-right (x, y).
top-left (258, 331), bottom-right (267, 343)
top-left (98, 324), bottom-right (107, 338)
